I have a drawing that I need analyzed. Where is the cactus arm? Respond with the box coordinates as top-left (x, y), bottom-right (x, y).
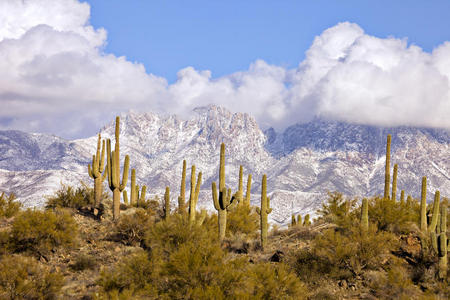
top-left (123, 190), bottom-right (129, 205)
top-left (212, 182), bottom-right (220, 210)
top-left (164, 186), bottom-right (170, 219)
top-left (99, 139), bottom-right (105, 172)
top-left (119, 155), bottom-right (129, 191)
top-left (189, 165), bottom-right (196, 214)
top-left (245, 174), bottom-right (252, 207)
top-left (88, 163), bottom-right (94, 178)
top-left (256, 207), bottom-right (261, 215)
top-left (194, 172), bottom-right (202, 205)
top-left (106, 139), bottom-right (112, 188)
top-left (140, 186), bottom-right (147, 203)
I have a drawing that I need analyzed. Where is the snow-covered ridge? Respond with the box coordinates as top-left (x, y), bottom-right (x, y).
top-left (0, 105), bottom-right (449, 225)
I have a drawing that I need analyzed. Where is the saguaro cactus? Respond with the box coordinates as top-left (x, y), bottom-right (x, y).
top-left (256, 174), bottom-right (272, 251)
top-left (392, 164), bottom-right (398, 202)
top-left (188, 165), bottom-right (202, 223)
top-left (245, 174), bottom-right (252, 207)
top-left (428, 191), bottom-right (440, 233)
top-left (291, 214), bottom-right (297, 227)
top-left (212, 143), bottom-right (235, 241)
top-left (400, 190), bottom-right (405, 206)
top-left (178, 160), bottom-right (187, 215)
top-left (361, 198), bottom-right (369, 232)
top-left (303, 214), bottom-right (311, 226)
top-left (236, 165), bottom-right (244, 206)
top-left (438, 201), bottom-right (447, 279)
top-left (384, 134), bottom-right (391, 200)
top-left (106, 116), bottom-right (129, 220)
top-left (135, 185), bottom-right (147, 207)
top-left (420, 177), bottom-right (427, 232)
top-left (88, 133), bottom-right (107, 207)
top-left (164, 186), bottom-right (170, 220)
top-left (297, 214), bottom-right (302, 226)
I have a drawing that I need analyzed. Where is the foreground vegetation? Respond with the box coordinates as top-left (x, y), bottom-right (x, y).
top-left (0, 117), bottom-right (448, 299)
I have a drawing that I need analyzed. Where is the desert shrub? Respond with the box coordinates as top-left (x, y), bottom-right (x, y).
top-left (311, 224), bottom-right (397, 278)
top-left (45, 183), bottom-right (95, 210)
top-left (0, 254), bottom-right (63, 299)
top-left (98, 250), bottom-right (159, 298)
top-left (70, 253), bottom-right (97, 272)
top-left (366, 264), bottom-right (421, 299)
top-left (246, 262), bottom-right (308, 299)
top-left (9, 208), bottom-right (78, 256)
top-left (290, 248), bottom-right (335, 284)
top-left (113, 209), bottom-right (153, 246)
top-left (316, 191), bottom-right (358, 228)
top-left (226, 204), bottom-right (259, 237)
top-left (0, 192), bottom-right (21, 218)
top-left (368, 196), bottom-right (419, 233)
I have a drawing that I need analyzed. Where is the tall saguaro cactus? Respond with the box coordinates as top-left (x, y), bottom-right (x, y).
top-left (256, 174), bottom-right (272, 251)
top-left (164, 186), bottom-right (170, 220)
top-left (178, 160), bottom-right (187, 215)
top-left (245, 174), bottom-right (252, 207)
top-left (384, 134), bottom-right (391, 200)
top-left (88, 133), bottom-right (107, 207)
top-left (106, 116), bottom-right (129, 220)
top-left (212, 143), bottom-right (234, 241)
top-left (438, 201), bottom-right (447, 279)
top-left (188, 165), bottom-right (202, 223)
top-left (428, 191), bottom-right (440, 233)
top-left (236, 165), bottom-right (244, 205)
top-left (420, 177), bottom-right (427, 232)
top-left (392, 164), bottom-right (398, 202)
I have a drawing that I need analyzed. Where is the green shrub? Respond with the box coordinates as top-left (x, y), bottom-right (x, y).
top-left (246, 262), bottom-right (308, 299)
top-left (368, 196), bottom-right (419, 232)
top-left (9, 208), bottom-right (78, 256)
top-left (226, 204), bottom-right (259, 237)
top-left (45, 182), bottom-right (96, 210)
top-left (0, 254), bottom-right (63, 299)
top-left (312, 224), bottom-right (397, 278)
top-left (316, 192), bottom-right (358, 228)
top-left (113, 209), bottom-right (153, 246)
top-left (0, 192), bottom-right (21, 218)
top-left (70, 253), bottom-right (97, 272)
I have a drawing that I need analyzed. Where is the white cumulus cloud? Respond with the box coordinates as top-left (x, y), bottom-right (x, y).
top-left (1, 0), bottom-right (450, 138)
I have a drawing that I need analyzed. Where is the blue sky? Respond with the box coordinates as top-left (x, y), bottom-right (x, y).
top-left (1, 0), bottom-right (450, 138)
top-left (86, 0), bottom-right (450, 82)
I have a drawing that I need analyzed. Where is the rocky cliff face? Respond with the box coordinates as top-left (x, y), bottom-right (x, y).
top-left (1, 105), bottom-right (449, 225)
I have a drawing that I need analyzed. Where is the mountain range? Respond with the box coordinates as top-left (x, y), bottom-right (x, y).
top-left (1, 105), bottom-right (449, 225)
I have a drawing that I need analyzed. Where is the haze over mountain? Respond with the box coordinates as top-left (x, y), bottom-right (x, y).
top-left (0, 105), bottom-right (449, 225)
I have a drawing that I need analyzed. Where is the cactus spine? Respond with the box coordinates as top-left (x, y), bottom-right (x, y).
top-left (245, 174), bottom-right (252, 207)
top-left (256, 174), bottom-right (272, 251)
top-left (438, 200), bottom-right (447, 279)
top-left (164, 186), bottom-right (170, 220)
top-left (178, 160), bottom-right (187, 215)
top-left (88, 133), bottom-right (107, 207)
top-left (236, 165), bottom-right (244, 206)
top-left (106, 117), bottom-right (129, 220)
top-left (384, 134), bottom-right (391, 200)
top-left (420, 177), bottom-right (427, 232)
top-left (361, 198), bottom-right (369, 232)
top-left (188, 165), bottom-right (202, 223)
top-left (212, 143), bottom-right (234, 241)
top-left (392, 164), bottom-right (398, 202)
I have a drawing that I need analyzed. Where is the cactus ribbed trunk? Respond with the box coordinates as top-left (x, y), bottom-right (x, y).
top-left (218, 209), bottom-right (227, 240)
top-left (245, 174), bottom-right (252, 207)
top-left (391, 164), bottom-right (398, 202)
top-left (237, 165), bottom-right (243, 205)
top-left (291, 214), bottom-right (296, 227)
top-left (400, 190), bottom-right (405, 206)
top-left (113, 189), bottom-right (120, 219)
top-left (438, 201), bottom-right (447, 279)
top-left (178, 160), bottom-right (186, 214)
top-left (94, 177), bottom-right (103, 207)
top-left (189, 167), bottom-right (202, 223)
top-left (257, 174), bottom-right (272, 251)
top-left (164, 186), bottom-right (170, 220)
top-left (420, 177), bottom-right (427, 232)
top-left (384, 134), bottom-right (391, 200)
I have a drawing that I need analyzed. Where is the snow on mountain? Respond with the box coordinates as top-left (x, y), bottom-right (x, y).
top-left (0, 105), bottom-right (449, 225)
